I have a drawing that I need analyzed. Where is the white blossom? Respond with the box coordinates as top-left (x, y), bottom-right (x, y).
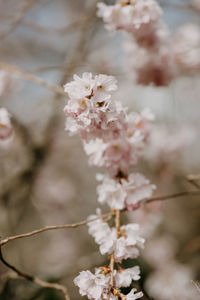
top-left (97, 1), bottom-right (162, 33)
top-left (96, 173), bottom-right (155, 210)
top-left (87, 214), bottom-right (144, 261)
top-left (114, 266), bottom-right (141, 288)
top-left (173, 23), bottom-right (200, 71)
top-left (126, 288), bottom-right (143, 300)
top-left (74, 269), bottom-right (110, 299)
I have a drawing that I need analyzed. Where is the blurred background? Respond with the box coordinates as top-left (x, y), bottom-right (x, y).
top-left (0, 0), bottom-right (200, 299)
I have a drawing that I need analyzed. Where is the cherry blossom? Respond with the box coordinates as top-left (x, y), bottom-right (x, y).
top-left (64, 73), bottom-right (152, 298)
top-left (126, 288), bottom-right (144, 300)
top-left (114, 266), bottom-right (141, 288)
top-left (124, 37), bottom-right (175, 86)
top-left (87, 214), bottom-right (145, 261)
top-left (74, 267), bottom-right (143, 299)
top-left (73, 269), bottom-right (110, 299)
top-left (97, 0), bottom-right (162, 35)
top-left (172, 23), bottom-right (200, 72)
top-left (97, 173), bottom-right (156, 210)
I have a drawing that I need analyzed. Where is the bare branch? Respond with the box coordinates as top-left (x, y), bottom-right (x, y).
top-left (0, 61), bottom-right (66, 96)
top-left (0, 247), bottom-right (70, 300)
top-left (0, 213), bottom-right (112, 247)
top-left (0, 189), bottom-right (199, 248)
top-left (146, 190), bottom-right (200, 204)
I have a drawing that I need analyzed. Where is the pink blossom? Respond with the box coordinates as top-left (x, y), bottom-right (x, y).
top-left (173, 23), bottom-right (200, 72)
top-left (97, 1), bottom-right (162, 35)
top-left (124, 37), bottom-right (175, 86)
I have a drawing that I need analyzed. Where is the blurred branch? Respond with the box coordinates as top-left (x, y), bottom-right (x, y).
top-left (186, 174), bottom-right (200, 189)
top-left (0, 0), bottom-right (37, 41)
top-left (22, 17), bottom-right (88, 35)
top-left (0, 247), bottom-right (70, 300)
top-left (192, 280), bottom-right (200, 294)
top-left (0, 62), bottom-right (66, 96)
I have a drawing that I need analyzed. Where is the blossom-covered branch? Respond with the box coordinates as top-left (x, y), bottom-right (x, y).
top-left (63, 72), bottom-right (155, 298)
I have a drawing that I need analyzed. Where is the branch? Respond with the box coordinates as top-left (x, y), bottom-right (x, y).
top-left (22, 18), bottom-right (88, 35)
top-left (186, 174), bottom-right (200, 189)
top-left (0, 247), bottom-right (70, 300)
top-left (0, 213), bottom-right (112, 247)
top-left (0, 62), bottom-right (66, 96)
top-left (0, 189), bottom-right (199, 247)
top-left (146, 190), bottom-right (200, 204)
top-left (192, 280), bottom-right (200, 294)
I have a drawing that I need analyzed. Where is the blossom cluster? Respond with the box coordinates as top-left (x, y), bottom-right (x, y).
top-left (97, 0), bottom-right (162, 37)
top-left (64, 73), bottom-right (154, 174)
top-left (88, 210), bottom-right (145, 261)
top-left (97, 0), bottom-right (200, 86)
top-left (97, 173), bottom-right (156, 210)
top-left (74, 267), bottom-right (143, 300)
top-left (64, 73), bottom-right (155, 298)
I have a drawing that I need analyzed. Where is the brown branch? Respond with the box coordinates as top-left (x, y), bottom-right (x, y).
top-left (0, 189), bottom-right (199, 247)
top-left (0, 62), bottom-right (66, 96)
top-left (0, 213), bottom-right (112, 247)
top-left (0, 247), bottom-right (70, 300)
top-left (146, 190), bottom-right (200, 204)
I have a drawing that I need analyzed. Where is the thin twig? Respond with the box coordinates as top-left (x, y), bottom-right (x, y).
top-left (109, 210), bottom-right (121, 295)
top-left (0, 213), bottom-right (112, 247)
top-left (0, 62), bottom-right (66, 96)
top-left (115, 210), bottom-right (121, 233)
top-left (109, 253), bottom-right (115, 287)
top-left (146, 190), bottom-right (200, 204)
top-left (0, 247), bottom-right (70, 300)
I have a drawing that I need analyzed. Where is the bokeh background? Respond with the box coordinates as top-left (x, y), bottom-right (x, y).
top-left (0, 0), bottom-right (200, 299)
